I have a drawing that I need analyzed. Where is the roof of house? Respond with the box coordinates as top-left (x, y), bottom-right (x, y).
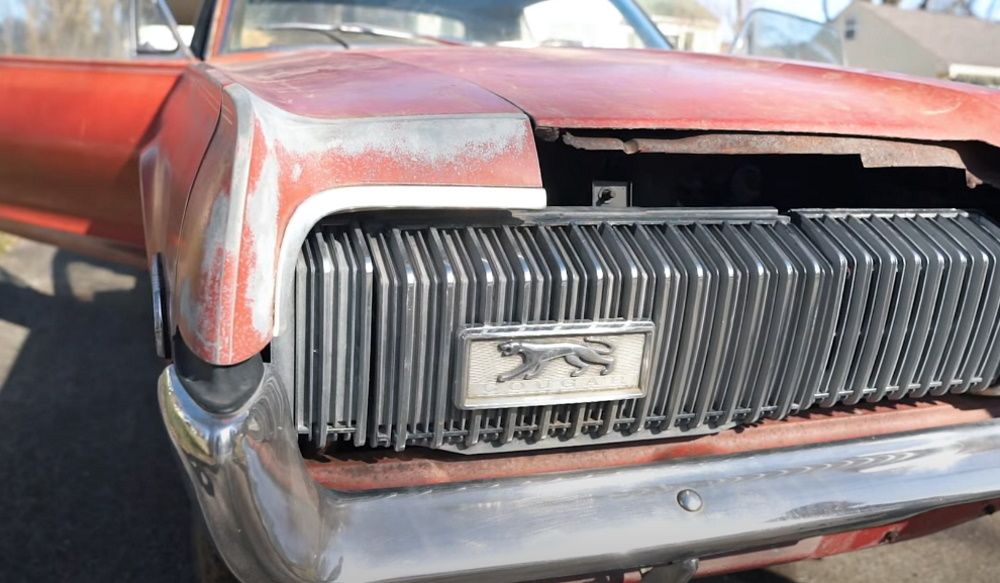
top-left (850, 2), bottom-right (1000, 68)
top-left (638, 0), bottom-right (719, 25)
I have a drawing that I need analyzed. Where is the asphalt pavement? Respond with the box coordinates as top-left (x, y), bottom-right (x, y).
top-left (0, 235), bottom-right (997, 583)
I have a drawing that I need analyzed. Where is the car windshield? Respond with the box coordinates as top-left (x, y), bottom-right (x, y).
top-left (223, 0), bottom-right (666, 52)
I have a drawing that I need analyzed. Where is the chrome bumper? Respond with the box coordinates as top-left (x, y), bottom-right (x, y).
top-left (160, 365), bottom-right (1000, 583)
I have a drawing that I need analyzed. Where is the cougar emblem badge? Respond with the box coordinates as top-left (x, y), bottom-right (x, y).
top-left (457, 322), bottom-right (653, 409)
top-left (496, 338), bottom-right (615, 382)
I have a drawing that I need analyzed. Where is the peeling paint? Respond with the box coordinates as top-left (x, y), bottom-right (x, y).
top-left (173, 81), bottom-right (540, 365)
top-left (244, 146), bottom-right (279, 336)
top-left (248, 90), bottom-right (531, 170)
top-left (179, 195), bottom-right (231, 354)
top-left (303, 115), bottom-right (529, 165)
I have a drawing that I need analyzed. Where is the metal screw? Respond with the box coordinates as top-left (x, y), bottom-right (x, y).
top-left (597, 188), bottom-right (615, 206)
top-left (676, 489), bottom-right (703, 513)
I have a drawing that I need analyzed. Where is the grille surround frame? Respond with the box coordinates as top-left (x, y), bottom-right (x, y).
top-left (274, 207), bottom-right (1000, 453)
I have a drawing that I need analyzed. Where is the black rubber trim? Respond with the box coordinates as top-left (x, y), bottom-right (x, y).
top-left (173, 334), bottom-right (263, 414)
top-left (189, 0), bottom-right (216, 60)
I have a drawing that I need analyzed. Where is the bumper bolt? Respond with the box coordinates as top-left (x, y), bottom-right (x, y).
top-left (677, 489), bottom-right (703, 512)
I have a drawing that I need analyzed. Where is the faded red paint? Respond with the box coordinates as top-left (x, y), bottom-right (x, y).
top-left (305, 396), bottom-right (1000, 491)
top-left (0, 202), bottom-right (146, 267)
top-left (172, 90), bottom-right (244, 360)
top-left (160, 42), bottom-right (1000, 365)
top-left (0, 57), bottom-right (186, 261)
top-left (383, 47), bottom-right (1000, 145)
top-left (210, 0), bottom-right (233, 58)
top-left (139, 65), bottom-right (223, 288)
top-left (217, 50), bottom-right (525, 119)
top-left (0, 202), bottom-right (144, 248)
top-left (171, 69), bottom-right (542, 363)
top-left (213, 47), bottom-right (1000, 147)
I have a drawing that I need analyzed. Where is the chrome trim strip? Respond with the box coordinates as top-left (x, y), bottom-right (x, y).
top-left (150, 253), bottom-right (169, 359)
top-left (161, 364), bottom-right (1000, 583)
top-left (273, 186), bottom-right (547, 336)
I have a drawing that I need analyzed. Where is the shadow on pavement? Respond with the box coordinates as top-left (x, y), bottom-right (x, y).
top-left (700, 570), bottom-right (798, 583)
top-left (0, 247), bottom-right (192, 582)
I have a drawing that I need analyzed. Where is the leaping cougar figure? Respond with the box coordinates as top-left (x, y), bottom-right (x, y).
top-left (496, 338), bottom-right (615, 382)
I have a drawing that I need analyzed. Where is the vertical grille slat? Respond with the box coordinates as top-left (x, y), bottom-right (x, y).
top-left (293, 253), bottom-right (308, 432)
top-left (915, 220), bottom-right (966, 398)
top-left (284, 208), bottom-right (1000, 453)
top-left (842, 217), bottom-right (896, 404)
top-left (312, 233), bottom-right (334, 447)
top-left (890, 218), bottom-right (945, 399)
top-left (867, 217), bottom-right (918, 403)
top-left (965, 216), bottom-right (1000, 390)
top-left (745, 225), bottom-right (796, 422)
top-left (328, 232), bottom-right (351, 439)
top-left (818, 217), bottom-right (874, 404)
top-left (771, 226), bottom-right (821, 418)
top-left (935, 219), bottom-right (989, 395)
top-left (660, 225), bottom-right (709, 429)
top-left (689, 225), bottom-right (738, 427)
top-left (714, 225), bottom-right (766, 424)
top-left (628, 225), bottom-right (680, 432)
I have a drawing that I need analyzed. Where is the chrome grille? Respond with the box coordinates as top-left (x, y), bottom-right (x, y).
top-left (278, 208), bottom-right (1000, 453)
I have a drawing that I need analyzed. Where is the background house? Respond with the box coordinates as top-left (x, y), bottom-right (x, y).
top-left (835, 2), bottom-right (1000, 86)
top-left (638, 0), bottom-right (723, 52)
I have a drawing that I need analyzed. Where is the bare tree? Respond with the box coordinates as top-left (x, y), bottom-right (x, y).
top-left (4, 0), bottom-right (128, 58)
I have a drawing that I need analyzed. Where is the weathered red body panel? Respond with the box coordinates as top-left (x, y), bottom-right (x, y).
top-left (139, 64), bottom-right (223, 279)
top-left (155, 47), bottom-right (1000, 365)
top-left (0, 57), bottom-right (187, 263)
top-left (346, 47), bottom-right (1000, 144)
top-left (170, 54), bottom-right (545, 364)
top-left (214, 50), bottom-right (526, 118)
top-left (208, 47), bottom-right (1000, 145)
top-left (3, 41), bottom-right (998, 364)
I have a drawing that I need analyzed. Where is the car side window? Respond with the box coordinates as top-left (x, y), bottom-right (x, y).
top-left (0, 0), bottom-right (183, 59)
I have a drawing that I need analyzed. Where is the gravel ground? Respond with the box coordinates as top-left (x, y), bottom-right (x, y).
top-left (0, 235), bottom-right (997, 583)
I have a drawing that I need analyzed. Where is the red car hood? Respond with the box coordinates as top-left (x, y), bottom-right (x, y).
top-left (184, 47), bottom-right (1000, 367)
top-left (217, 46), bottom-right (1000, 147)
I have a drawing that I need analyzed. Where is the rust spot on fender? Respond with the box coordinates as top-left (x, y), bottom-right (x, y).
top-left (175, 83), bottom-right (541, 365)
